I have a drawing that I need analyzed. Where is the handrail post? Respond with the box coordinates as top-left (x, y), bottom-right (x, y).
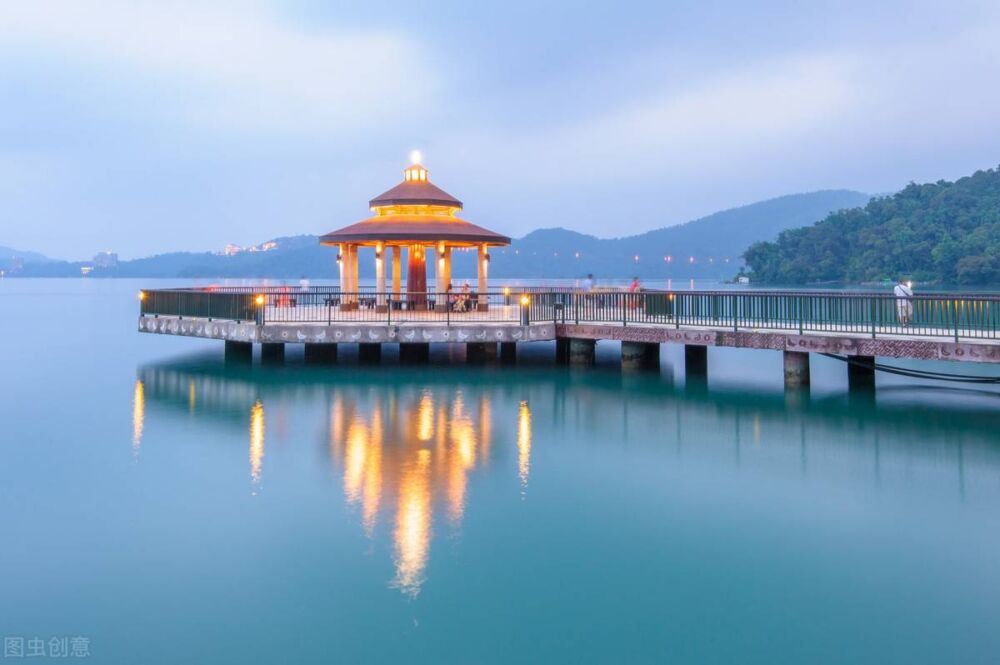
top-left (871, 296), bottom-right (877, 339)
top-left (732, 294), bottom-right (738, 332)
top-left (798, 296), bottom-right (804, 335)
top-left (953, 299), bottom-right (960, 342)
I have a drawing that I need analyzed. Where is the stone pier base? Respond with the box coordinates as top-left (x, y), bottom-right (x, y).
top-left (848, 355), bottom-right (876, 391)
top-left (783, 350), bottom-right (810, 387)
top-left (400, 343), bottom-right (430, 364)
top-left (568, 338), bottom-right (596, 366)
top-left (555, 338), bottom-right (570, 365)
top-left (500, 342), bottom-right (517, 364)
top-left (621, 341), bottom-right (659, 371)
top-left (359, 343), bottom-right (382, 364)
top-left (224, 340), bottom-right (252, 364)
top-left (685, 344), bottom-right (708, 378)
top-left (304, 343), bottom-right (337, 364)
top-left (261, 343), bottom-right (284, 364)
top-left (467, 342), bottom-right (498, 363)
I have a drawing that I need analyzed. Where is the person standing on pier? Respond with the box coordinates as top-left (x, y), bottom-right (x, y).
top-left (628, 276), bottom-right (641, 309)
top-left (894, 278), bottom-right (914, 326)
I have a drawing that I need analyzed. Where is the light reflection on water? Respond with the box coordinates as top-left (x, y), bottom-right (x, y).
top-left (133, 354), bottom-right (1000, 604)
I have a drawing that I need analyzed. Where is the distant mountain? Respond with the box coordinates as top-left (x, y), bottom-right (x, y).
top-left (491, 190), bottom-right (871, 279)
top-left (744, 167), bottom-right (1000, 286)
top-left (9, 190), bottom-right (869, 280)
top-left (0, 246), bottom-right (55, 271)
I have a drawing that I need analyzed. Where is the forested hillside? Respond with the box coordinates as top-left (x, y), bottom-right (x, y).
top-left (744, 167), bottom-right (1000, 286)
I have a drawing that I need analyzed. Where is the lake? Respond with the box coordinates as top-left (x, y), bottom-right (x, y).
top-left (2, 279), bottom-right (999, 664)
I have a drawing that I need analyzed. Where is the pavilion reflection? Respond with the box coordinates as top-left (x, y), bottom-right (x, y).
top-left (249, 400), bottom-right (265, 493)
top-left (328, 388), bottom-right (509, 596)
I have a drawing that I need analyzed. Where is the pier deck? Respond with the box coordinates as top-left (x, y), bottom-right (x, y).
top-left (138, 287), bottom-right (1000, 376)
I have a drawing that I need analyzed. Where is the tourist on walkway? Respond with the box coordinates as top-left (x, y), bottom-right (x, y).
top-left (894, 278), bottom-right (914, 326)
top-left (628, 276), bottom-right (641, 309)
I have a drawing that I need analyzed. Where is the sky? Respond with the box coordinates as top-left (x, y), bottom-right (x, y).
top-left (2, 0), bottom-right (1000, 260)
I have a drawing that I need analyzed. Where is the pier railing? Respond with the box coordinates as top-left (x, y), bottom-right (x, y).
top-left (139, 287), bottom-right (1000, 340)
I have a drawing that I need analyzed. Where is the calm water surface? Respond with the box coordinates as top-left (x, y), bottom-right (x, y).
top-left (2, 279), bottom-right (999, 664)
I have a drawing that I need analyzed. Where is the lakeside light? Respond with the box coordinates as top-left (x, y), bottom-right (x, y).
top-left (410, 149), bottom-right (422, 165)
top-left (520, 295), bottom-right (530, 306)
top-left (138, 290), bottom-right (146, 301)
top-left (254, 294), bottom-right (265, 306)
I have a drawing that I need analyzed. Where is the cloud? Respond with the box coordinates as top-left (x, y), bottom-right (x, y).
top-left (442, 52), bottom-right (858, 191)
top-left (0, 0), bottom-right (437, 136)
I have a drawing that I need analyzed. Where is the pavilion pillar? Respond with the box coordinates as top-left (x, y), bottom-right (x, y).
top-left (435, 243), bottom-right (448, 312)
top-left (350, 244), bottom-right (360, 308)
top-left (342, 244), bottom-right (357, 310)
top-left (391, 246), bottom-right (401, 306)
top-left (407, 245), bottom-right (427, 310)
top-left (444, 246), bottom-right (452, 297)
top-left (338, 243), bottom-right (346, 301)
top-left (477, 243), bottom-right (489, 311)
top-left (375, 241), bottom-right (387, 312)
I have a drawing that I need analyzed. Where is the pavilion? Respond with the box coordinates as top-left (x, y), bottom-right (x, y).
top-left (320, 159), bottom-right (510, 312)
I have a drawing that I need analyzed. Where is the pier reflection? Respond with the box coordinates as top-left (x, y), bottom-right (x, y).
top-left (134, 357), bottom-right (1000, 596)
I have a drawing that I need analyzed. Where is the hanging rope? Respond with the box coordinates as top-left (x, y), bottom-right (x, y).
top-left (820, 353), bottom-right (1000, 384)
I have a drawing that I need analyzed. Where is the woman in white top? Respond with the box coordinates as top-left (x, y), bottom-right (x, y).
top-left (893, 279), bottom-right (914, 326)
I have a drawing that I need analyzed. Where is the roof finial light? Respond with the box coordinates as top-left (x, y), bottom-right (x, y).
top-left (410, 149), bottom-right (422, 165)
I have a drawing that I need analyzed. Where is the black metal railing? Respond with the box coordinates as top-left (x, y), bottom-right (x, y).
top-left (138, 287), bottom-right (1000, 341)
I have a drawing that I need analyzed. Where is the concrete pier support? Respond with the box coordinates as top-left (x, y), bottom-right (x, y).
top-left (621, 341), bottom-right (659, 371)
top-left (261, 343), bottom-right (285, 364)
top-left (568, 338), bottom-right (596, 366)
top-left (500, 342), bottom-right (517, 364)
top-left (848, 355), bottom-right (876, 391)
top-left (304, 343), bottom-right (337, 365)
top-left (684, 344), bottom-right (708, 378)
top-left (555, 338), bottom-right (570, 365)
top-left (400, 343), bottom-right (430, 364)
top-left (359, 343), bottom-right (382, 364)
top-left (783, 350), bottom-right (810, 388)
top-left (467, 342), bottom-right (498, 363)
top-left (224, 340), bottom-right (252, 364)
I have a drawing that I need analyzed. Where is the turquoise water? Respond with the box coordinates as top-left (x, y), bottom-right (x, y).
top-left (2, 279), bottom-right (999, 664)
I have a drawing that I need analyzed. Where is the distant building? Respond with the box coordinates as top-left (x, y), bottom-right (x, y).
top-left (93, 251), bottom-right (118, 268)
top-left (737, 275), bottom-right (750, 284)
top-left (80, 265), bottom-right (94, 276)
top-left (223, 244), bottom-right (243, 256)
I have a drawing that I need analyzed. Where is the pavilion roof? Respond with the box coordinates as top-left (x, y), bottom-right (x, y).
top-left (369, 179), bottom-right (463, 208)
top-left (319, 215), bottom-right (510, 246)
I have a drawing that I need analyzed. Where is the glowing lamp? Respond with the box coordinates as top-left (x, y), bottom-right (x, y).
top-left (138, 291), bottom-right (146, 301)
top-left (907, 280), bottom-right (913, 288)
top-left (410, 149), bottom-right (422, 165)
top-left (254, 294), bottom-right (265, 306)
top-left (634, 255), bottom-right (639, 262)
top-left (520, 295), bottom-right (530, 306)
top-left (503, 286), bottom-right (511, 296)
